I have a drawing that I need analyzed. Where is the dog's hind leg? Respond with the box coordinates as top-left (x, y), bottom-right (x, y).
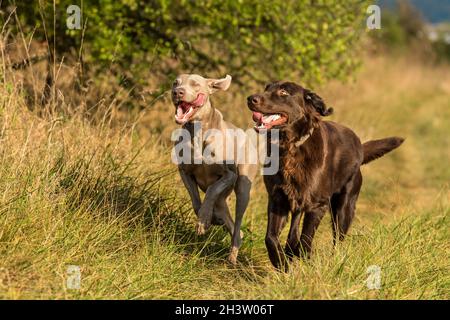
top-left (331, 170), bottom-right (362, 244)
top-left (212, 194), bottom-right (234, 233)
top-left (228, 176), bottom-right (252, 265)
top-left (299, 206), bottom-right (326, 259)
top-left (285, 209), bottom-right (303, 259)
top-left (196, 170), bottom-right (237, 235)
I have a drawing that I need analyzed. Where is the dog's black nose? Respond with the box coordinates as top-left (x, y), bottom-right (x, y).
top-left (247, 95), bottom-right (261, 105)
top-left (174, 87), bottom-right (185, 98)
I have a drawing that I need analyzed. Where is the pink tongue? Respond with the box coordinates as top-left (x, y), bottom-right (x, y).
top-left (177, 107), bottom-right (184, 117)
top-left (192, 93), bottom-right (206, 107)
top-left (252, 111), bottom-right (263, 123)
top-left (176, 93), bottom-right (206, 121)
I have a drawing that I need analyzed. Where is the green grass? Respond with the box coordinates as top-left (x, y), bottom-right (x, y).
top-left (0, 55), bottom-right (449, 299)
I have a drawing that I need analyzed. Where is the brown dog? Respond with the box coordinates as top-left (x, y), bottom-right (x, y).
top-left (247, 81), bottom-right (404, 271)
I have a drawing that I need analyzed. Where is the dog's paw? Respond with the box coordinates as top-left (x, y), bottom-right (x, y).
top-left (227, 247), bottom-right (239, 265)
top-left (195, 221), bottom-right (208, 235)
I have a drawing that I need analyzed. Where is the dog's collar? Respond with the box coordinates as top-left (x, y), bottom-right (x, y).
top-left (294, 127), bottom-right (314, 147)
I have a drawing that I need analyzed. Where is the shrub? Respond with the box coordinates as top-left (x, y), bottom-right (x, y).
top-left (6, 0), bottom-right (370, 93)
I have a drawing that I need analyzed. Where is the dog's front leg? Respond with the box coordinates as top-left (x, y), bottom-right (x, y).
top-left (179, 168), bottom-right (202, 216)
top-left (265, 193), bottom-right (290, 271)
top-left (196, 170), bottom-right (237, 235)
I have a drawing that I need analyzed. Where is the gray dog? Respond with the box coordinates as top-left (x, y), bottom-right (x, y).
top-left (171, 74), bottom-right (258, 264)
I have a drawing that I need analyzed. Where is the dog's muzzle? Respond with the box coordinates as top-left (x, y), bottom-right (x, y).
top-left (174, 93), bottom-right (206, 125)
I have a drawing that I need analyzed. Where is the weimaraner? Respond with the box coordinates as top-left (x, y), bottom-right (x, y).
top-left (171, 74), bottom-right (258, 264)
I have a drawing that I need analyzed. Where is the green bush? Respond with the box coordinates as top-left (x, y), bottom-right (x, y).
top-left (6, 0), bottom-right (370, 92)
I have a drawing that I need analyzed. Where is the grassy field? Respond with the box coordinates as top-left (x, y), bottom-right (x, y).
top-left (0, 54), bottom-right (449, 299)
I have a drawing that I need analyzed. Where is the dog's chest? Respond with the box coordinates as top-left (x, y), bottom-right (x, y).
top-left (175, 131), bottom-right (236, 164)
top-left (176, 130), bottom-right (239, 191)
top-left (182, 163), bottom-right (229, 191)
top-left (272, 148), bottom-right (314, 211)
top-left (281, 170), bottom-right (309, 211)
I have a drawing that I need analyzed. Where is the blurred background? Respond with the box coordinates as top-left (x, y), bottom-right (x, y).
top-left (0, 1), bottom-right (448, 299)
top-left (1, 0), bottom-right (449, 135)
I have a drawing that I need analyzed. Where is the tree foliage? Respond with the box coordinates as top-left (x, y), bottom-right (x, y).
top-left (5, 0), bottom-right (370, 92)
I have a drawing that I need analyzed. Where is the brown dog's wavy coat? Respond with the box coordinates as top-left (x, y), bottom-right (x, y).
top-left (247, 81), bottom-right (404, 271)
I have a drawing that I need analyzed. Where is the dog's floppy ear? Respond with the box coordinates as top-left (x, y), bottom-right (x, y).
top-left (207, 75), bottom-right (232, 93)
top-left (304, 89), bottom-right (333, 116)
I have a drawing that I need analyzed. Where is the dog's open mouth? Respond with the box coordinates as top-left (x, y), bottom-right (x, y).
top-left (252, 111), bottom-right (288, 131)
top-left (174, 93), bottom-right (206, 124)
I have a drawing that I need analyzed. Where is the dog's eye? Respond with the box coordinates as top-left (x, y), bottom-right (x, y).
top-left (173, 79), bottom-right (181, 86)
top-left (190, 81), bottom-right (201, 88)
top-left (279, 89), bottom-right (289, 96)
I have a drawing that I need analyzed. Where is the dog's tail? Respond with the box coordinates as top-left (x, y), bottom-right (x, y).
top-left (362, 137), bottom-right (404, 165)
